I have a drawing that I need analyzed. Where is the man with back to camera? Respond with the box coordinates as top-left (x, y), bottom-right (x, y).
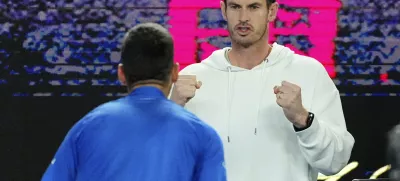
top-left (41, 22), bottom-right (227, 181)
top-left (170, 0), bottom-right (355, 180)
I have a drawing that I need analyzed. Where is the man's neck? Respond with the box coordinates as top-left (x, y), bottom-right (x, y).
top-left (128, 82), bottom-right (171, 97)
top-left (228, 40), bottom-right (272, 70)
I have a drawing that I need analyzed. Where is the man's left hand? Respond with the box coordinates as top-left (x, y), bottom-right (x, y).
top-left (274, 81), bottom-right (309, 128)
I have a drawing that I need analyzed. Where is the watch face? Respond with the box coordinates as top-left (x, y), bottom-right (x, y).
top-left (307, 112), bottom-right (314, 125)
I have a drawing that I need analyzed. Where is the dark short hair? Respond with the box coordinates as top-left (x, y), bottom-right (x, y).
top-left (387, 124), bottom-right (400, 180)
top-left (120, 23), bottom-right (174, 87)
top-left (223, 0), bottom-right (276, 7)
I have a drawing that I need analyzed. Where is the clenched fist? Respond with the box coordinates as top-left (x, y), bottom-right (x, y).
top-left (274, 81), bottom-right (309, 128)
top-left (170, 75), bottom-right (202, 106)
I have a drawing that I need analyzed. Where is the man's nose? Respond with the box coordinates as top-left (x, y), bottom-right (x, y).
top-left (238, 9), bottom-right (250, 22)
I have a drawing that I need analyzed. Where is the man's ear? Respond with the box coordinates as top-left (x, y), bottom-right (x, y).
top-left (171, 62), bottom-right (179, 83)
top-left (267, 2), bottom-right (279, 22)
top-left (118, 63), bottom-right (127, 85)
top-left (220, 0), bottom-right (227, 21)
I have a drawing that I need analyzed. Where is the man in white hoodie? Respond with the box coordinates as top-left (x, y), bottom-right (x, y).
top-left (170, 0), bottom-right (355, 180)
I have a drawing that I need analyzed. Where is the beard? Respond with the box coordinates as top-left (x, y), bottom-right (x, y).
top-left (227, 21), bottom-right (268, 48)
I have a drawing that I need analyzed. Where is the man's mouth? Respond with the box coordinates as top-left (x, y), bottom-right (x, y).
top-left (236, 26), bottom-right (251, 35)
top-left (238, 27), bottom-right (250, 31)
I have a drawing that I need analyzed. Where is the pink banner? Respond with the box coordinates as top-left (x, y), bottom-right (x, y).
top-left (168, 0), bottom-right (342, 78)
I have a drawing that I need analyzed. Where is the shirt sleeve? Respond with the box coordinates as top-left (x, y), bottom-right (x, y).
top-left (41, 122), bottom-right (84, 181)
top-left (193, 125), bottom-right (227, 181)
top-left (295, 63), bottom-right (355, 175)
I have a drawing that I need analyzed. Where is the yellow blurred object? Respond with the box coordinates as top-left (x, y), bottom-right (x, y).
top-left (317, 173), bottom-right (329, 180)
top-left (317, 161), bottom-right (359, 181)
top-left (369, 165), bottom-right (391, 179)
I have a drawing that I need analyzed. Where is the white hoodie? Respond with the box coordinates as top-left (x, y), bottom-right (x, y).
top-left (179, 43), bottom-right (355, 181)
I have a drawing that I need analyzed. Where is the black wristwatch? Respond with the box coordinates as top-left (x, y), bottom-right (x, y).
top-left (294, 112), bottom-right (315, 132)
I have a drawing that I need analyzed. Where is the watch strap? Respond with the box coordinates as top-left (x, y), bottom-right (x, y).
top-left (294, 112), bottom-right (314, 132)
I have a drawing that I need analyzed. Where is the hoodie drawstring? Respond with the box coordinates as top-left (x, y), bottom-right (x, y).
top-left (226, 60), bottom-right (268, 142)
top-left (254, 59), bottom-right (268, 135)
top-left (227, 66), bottom-right (233, 142)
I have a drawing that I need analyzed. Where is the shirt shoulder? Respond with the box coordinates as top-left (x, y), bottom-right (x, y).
top-left (164, 100), bottom-right (217, 136)
top-left (285, 54), bottom-right (330, 84)
top-left (71, 99), bottom-right (125, 133)
top-left (164, 99), bottom-right (202, 123)
top-left (291, 54), bottom-right (326, 71)
top-left (180, 63), bottom-right (210, 75)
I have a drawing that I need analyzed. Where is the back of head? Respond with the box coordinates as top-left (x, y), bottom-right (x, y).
top-left (388, 123), bottom-right (400, 181)
top-left (120, 22), bottom-right (174, 88)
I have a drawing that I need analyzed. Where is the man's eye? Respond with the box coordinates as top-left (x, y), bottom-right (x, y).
top-left (249, 6), bottom-right (259, 9)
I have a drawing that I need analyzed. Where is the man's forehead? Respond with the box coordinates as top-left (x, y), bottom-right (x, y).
top-left (226, 0), bottom-right (266, 5)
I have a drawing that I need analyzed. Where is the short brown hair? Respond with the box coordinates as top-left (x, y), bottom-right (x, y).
top-left (223, 0), bottom-right (276, 7)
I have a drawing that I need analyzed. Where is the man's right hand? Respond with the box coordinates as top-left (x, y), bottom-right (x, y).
top-left (170, 75), bottom-right (202, 106)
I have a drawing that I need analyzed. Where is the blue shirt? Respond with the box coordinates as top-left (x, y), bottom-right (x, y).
top-left (41, 86), bottom-right (226, 181)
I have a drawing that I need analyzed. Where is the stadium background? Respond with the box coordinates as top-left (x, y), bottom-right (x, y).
top-left (0, 0), bottom-right (399, 180)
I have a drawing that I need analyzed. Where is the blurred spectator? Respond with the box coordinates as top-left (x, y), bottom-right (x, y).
top-left (388, 123), bottom-right (400, 181)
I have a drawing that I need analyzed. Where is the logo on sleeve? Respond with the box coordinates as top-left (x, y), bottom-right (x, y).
top-left (51, 158), bottom-right (56, 165)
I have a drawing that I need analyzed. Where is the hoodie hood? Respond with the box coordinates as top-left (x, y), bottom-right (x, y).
top-left (201, 42), bottom-right (295, 72)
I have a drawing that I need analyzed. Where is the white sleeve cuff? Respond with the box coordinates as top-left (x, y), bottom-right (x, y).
top-left (295, 116), bottom-right (321, 144)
